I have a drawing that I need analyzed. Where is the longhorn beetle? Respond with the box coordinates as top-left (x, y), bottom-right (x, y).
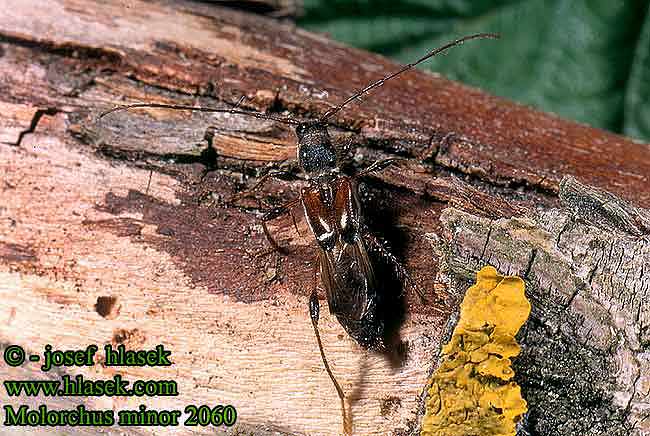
top-left (101, 32), bottom-right (498, 434)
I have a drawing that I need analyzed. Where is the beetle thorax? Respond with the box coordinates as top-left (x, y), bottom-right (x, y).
top-left (295, 122), bottom-right (338, 177)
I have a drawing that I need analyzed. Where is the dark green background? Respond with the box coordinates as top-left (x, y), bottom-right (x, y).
top-left (298, 1), bottom-right (650, 142)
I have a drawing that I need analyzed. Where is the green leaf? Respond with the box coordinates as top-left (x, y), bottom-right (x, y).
top-left (625, 14), bottom-right (650, 141)
top-left (299, 0), bottom-right (650, 142)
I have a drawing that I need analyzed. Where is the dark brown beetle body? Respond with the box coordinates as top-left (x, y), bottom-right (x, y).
top-left (296, 123), bottom-right (381, 347)
top-left (302, 166), bottom-right (380, 346)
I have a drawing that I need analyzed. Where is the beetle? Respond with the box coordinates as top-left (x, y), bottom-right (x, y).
top-left (100, 32), bottom-right (498, 434)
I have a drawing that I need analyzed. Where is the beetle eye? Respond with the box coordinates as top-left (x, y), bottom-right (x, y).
top-left (296, 123), bottom-right (308, 139)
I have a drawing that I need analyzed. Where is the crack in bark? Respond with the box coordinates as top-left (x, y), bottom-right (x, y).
top-left (555, 216), bottom-right (573, 249)
top-left (0, 33), bottom-right (123, 63)
top-left (625, 368), bottom-right (643, 428)
top-left (524, 248), bottom-right (538, 279)
top-left (588, 259), bottom-right (601, 287)
top-left (479, 225), bottom-right (493, 262)
top-left (563, 285), bottom-right (580, 311)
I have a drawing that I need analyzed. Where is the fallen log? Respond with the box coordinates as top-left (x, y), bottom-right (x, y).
top-left (1, 1), bottom-right (649, 435)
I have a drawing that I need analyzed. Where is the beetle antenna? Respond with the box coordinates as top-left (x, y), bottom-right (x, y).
top-left (99, 102), bottom-right (302, 126)
top-left (318, 32), bottom-right (499, 124)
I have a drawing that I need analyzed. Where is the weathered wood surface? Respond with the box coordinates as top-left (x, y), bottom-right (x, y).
top-left (0, 1), bottom-right (649, 435)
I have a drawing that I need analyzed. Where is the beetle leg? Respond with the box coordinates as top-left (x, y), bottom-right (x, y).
top-left (365, 233), bottom-right (430, 304)
top-left (255, 199), bottom-right (300, 256)
top-left (228, 169), bottom-right (294, 205)
top-left (335, 135), bottom-right (355, 159)
top-left (309, 270), bottom-right (352, 435)
top-left (356, 157), bottom-right (405, 178)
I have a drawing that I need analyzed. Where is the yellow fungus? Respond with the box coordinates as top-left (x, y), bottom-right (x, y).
top-left (421, 266), bottom-right (531, 436)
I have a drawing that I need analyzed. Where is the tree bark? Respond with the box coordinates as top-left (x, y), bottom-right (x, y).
top-left (0, 1), bottom-right (649, 435)
top-left (437, 176), bottom-right (650, 436)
